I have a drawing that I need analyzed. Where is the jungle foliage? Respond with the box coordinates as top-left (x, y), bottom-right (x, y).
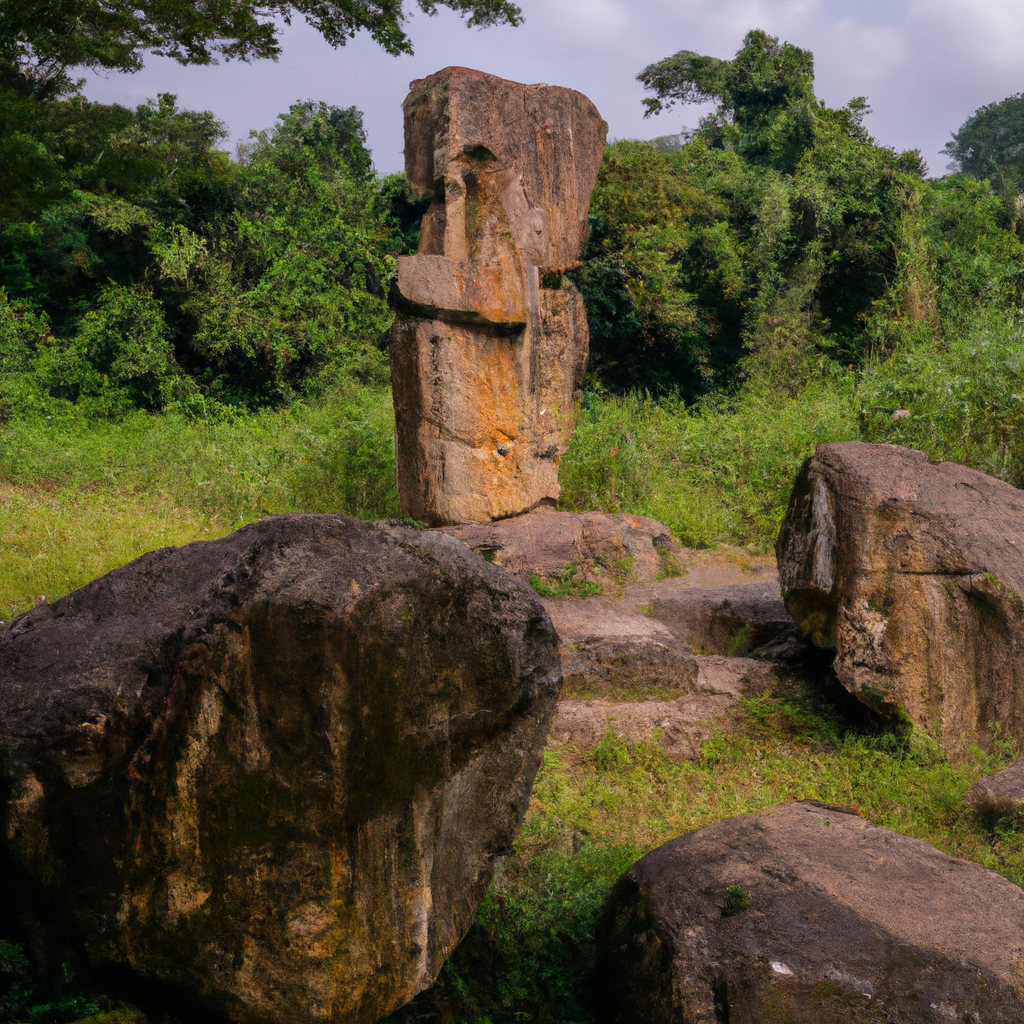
top-left (579, 30), bottom-right (1023, 401)
top-left (4, 24), bottom-right (1024, 1024)
top-left (2, 0), bottom-right (522, 86)
top-left (0, 89), bottom-right (428, 418)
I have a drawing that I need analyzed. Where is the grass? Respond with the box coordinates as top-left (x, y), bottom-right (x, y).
top-left (559, 377), bottom-right (861, 551)
top-left (529, 562), bottom-right (604, 600)
top-left (3, 317), bottom-right (1024, 1022)
top-left (388, 679), bottom-right (1024, 1024)
top-left (0, 381), bottom-right (398, 619)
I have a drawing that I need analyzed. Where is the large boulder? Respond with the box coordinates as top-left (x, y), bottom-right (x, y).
top-left (596, 801), bottom-right (1024, 1023)
top-left (390, 67), bottom-right (607, 525)
top-left (0, 515), bottom-right (560, 1024)
top-left (776, 442), bottom-right (1024, 754)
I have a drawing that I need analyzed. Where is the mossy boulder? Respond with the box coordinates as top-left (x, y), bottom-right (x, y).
top-left (0, 514), bottom-right (560, 1024)
top-left (596, 801), bottom-right (1024, 1023)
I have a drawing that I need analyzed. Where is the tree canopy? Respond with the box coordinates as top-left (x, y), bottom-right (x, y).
top-left (944, 92), bottom-right (1024, 182)
top-left (574, 28), bottom-right (928, 398)
top-left (2, 0), bottom-right (522, 86)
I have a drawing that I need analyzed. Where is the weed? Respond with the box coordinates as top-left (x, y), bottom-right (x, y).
top-left (722, 885), bottom-right (751, 915)
top-left (655, 545), bottom-right (683, 579)
top-left (726, 622), bottom-right (752, 656)
top-left (529, 562), bottom-right (603, 600)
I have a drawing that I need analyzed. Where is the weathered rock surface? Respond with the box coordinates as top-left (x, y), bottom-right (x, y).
top-left (649, 582), bottom-right (791, 656)
top-left (537, 549), bottom-right (820, 760)
top-left (0, 515), bottom-right (561, 1024)
top-left (559, 637), bottom-right (698, 700)
top-left (965, 758), bottom-right (1024, 816)
top-left (550, 660), bottom-right (772, 762)
top-left (390, 67), bottom-right (607, 525)
top-left (777, 441), bottom-right (1024, 754)
top-left (596, 801), bottom-right (1024, 1023)
top-left (439, 507), bottom-right (679, 586)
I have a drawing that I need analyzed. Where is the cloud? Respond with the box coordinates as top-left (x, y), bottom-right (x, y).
top-left (545, 0), bottom-right (629, 43)
top-left (78, 0), bottom-right (1024, 176)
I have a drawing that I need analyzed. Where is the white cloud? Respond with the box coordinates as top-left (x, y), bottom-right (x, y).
top-left (544, 0), bottom-right (629, 43)
top-left (77, 0), bottom-right (1024, 175)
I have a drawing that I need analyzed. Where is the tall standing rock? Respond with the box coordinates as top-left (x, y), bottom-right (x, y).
top-left (389, 67), bottom-right (607, 526)
top-left (776, 441), bottom-right (1024, 754)
top-left (0, 515), bottom-right (560, 1024)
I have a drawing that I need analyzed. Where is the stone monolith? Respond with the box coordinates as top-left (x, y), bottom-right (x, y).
top-left (389, 67), bottom-right (607, 526)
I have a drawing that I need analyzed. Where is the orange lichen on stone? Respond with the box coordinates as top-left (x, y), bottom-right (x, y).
top-left (390, 67), bottom-right (607, 525)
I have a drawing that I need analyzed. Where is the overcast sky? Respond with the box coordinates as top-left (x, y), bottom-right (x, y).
top-left (80, 0), bottom-right (1024, 177)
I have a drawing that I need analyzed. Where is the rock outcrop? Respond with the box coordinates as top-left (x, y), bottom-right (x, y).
top-left (0, 515), bottom-right (561, 1024)
top-left (776, 442), bottom-right (1024, 754)
top-left (390, 67), bottom-right (607, 525)
top-left (439, 507), bottom-right (679, 586)
top-left (537, 547), bottom-right (827, 761)
top-left (596, 801), bottom-right (1024, 1023)
top-left (965, 758), bottom-right (1024, 816)
top-left (649, 583), bottom-right (792, 657)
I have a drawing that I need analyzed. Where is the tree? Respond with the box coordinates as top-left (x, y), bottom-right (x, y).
top-left (575, 30), bottom-right (918, 399)
top-left (944, 93), bottom-right (1024, 181)
top-left (637, 29), bottom-right (819, 169)
top-left (2, 0), bottom-right (522, 86)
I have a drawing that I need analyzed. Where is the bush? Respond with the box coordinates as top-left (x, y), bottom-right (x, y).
top-left (34, 285), bottom-right (181, 415)
top-left (559, 378), bottom-right (859, 550)
top-left (860, 312), bottom-right (1024, 486)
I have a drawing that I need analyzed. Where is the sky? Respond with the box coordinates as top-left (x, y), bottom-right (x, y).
top-left (80, 0), bottom-right (1024, 177)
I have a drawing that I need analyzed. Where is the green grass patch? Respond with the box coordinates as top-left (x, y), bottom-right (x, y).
top-left (559, 379), bottom-right (860, 551)
top-left (388, 680), bottom-right (1022, 1024)
top-left (0, 383), bottom-right (398, 618)
top-left (529, 562), bottom-right (603, 600)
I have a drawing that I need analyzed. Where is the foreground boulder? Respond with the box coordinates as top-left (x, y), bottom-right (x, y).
top-left (390, 67), bottom-right (607, 525)
top-left (777, 442), bottom-right (1024, 754)
top-left (0, 515), bottom-right (560, 1024)
top-left (596, 801), bottom-right (1024, 1023)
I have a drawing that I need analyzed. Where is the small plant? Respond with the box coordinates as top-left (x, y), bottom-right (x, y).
top-left (722, 885), bottom-right (751, 916)
top-left (529, 562), bottom-right (603, 600)
top-left (655, 545), bottom-right (683, 579)
top-left (606, 555), bottom-right (635, 584)
top-left (726, 622), bottom-right (752, 656)
top-left (593, 729), bottom-right (633, 772)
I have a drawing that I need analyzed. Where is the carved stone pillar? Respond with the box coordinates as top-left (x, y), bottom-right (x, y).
top-left (390, 66), bottom-right (607, 525)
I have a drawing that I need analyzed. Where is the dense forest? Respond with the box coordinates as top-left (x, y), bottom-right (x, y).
top-left (5, 18), bottom-right (1024, 1024)
top-left (1, 25), bottom-right (1023, 584)
top-left (3, 30), bottom-right (1024, 468)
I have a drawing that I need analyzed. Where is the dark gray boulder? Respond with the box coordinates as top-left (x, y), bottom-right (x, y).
top-left (596, 801), bottom-right (1024, 1023)
top-left (0, 514), bottom-right (560, 1024)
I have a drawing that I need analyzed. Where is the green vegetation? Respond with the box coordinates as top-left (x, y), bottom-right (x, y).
top-left (3, 19), bottom-right (1024, 1024)
top-left (387, 681), bottom-right (1023, 1024)
top-left (723, 884), bottom-right (752, 915)
top-left (529, 562), bottom-right (604, 600)
top-left (3, 0), bottom-right (522, 83)
top-left (944, 90), bottom-right (1024, 199)
top-left (0, 380), bottom-right (397, 619)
